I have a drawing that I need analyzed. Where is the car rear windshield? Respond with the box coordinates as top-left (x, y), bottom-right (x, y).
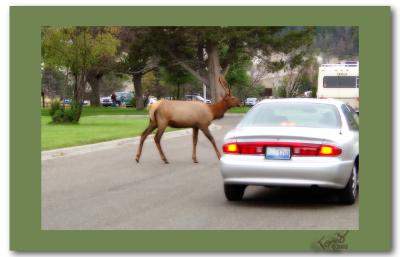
top-left (239, 102), bottom-right (341, 128)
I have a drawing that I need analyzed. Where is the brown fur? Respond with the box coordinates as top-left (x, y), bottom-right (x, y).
top-left (135, 75), bottom-right (240, 164)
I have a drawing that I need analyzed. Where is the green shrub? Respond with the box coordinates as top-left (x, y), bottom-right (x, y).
top-left (49, 100), bottom-right (61, 117)
top-left (49, 100), bottom-right (81, 123)
top-left (64, 109), bottom-right (76, 121)
top-left (52, 109), bottom-right (65, 123)
top-left (69, 100), bottom-right (82, 121)
top-left (311, 86), bottom-right (317, 98)
top-left (278, 85), bottom-right (287, 98)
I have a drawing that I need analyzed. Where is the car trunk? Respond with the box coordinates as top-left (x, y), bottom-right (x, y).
top-left (229, 127), bottom-right (342, 145)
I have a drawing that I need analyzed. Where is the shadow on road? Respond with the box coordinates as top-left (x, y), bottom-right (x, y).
top-left (233, 186), bottom-right (357, 208)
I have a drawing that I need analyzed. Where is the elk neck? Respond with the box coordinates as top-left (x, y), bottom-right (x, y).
top-left (208, 99), bottom-right (229, 120)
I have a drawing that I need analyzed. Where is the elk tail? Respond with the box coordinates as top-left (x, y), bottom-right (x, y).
top-left (148, 100), bottom-right (161, 124)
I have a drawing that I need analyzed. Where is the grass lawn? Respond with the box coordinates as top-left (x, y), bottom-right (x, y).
top-left (41, 106), bottom-right (148, 117)
top-left (41, 105), bottom-right (248, 150)
top-left (41, 116), bottom-right (175, 150)
top-left (227, 106), bottom-right (251, 113)
top-left (42, 105), bottom-right (249, 117)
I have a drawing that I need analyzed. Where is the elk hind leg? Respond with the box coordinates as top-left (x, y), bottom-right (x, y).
top-left (154, 125), bottom-right (169, 164)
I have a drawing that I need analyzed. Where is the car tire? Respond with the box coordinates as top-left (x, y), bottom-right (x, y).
top-left (224, 184), bottom-right (246, 201)
top-left (338, 164), bottom-right (358, 205)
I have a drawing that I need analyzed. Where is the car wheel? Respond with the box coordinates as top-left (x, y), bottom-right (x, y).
top-left (339, 164), bottom-right (358, 205)
top-left (224, 184), bottom-right (246, 201)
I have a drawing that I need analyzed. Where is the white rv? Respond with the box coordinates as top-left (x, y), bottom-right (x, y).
top-left (317, 61), bottom-right (359, 111)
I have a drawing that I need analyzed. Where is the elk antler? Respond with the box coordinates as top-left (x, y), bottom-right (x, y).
top-left (218, 74), bottom-right (231, 96)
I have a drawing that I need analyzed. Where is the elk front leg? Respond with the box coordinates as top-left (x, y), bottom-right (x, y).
top-left (135, 122), bottom-right (157, 163)
top-left (192, 128), bottom-right (199, 163)
top-left (154, 125), bottom-right (169, 164)
top-left (200, 126), bottom-right (221, 160)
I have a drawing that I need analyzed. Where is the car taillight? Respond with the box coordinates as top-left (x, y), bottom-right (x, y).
top-left (222, 143), bottom-right (239, 154)
top-left (222, 142), bottom-right (264, 154)
top-left (237, 143), bottom-right (265, 154)
top-left (292, 145), bottom-right (319, 156)
top-left (318, 145), bottom-right (342, 156)
top-left (222, 142), bottom-right (341, 156)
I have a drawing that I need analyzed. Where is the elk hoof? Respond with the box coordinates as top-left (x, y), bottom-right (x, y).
top-left (163, 159), bottom-right (169, 164)
top-left (193, 159), bottom-right (198, 163)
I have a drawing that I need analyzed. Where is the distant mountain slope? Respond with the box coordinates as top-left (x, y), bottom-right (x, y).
top-left (315, 27), bottom-right (359, 61)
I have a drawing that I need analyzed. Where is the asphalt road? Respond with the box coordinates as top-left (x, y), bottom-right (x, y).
top-left (42, 115), bottom-right (358, 230)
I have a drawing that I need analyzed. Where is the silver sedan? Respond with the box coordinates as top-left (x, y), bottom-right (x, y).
top-left (220, 98), bottom-right (359, 204)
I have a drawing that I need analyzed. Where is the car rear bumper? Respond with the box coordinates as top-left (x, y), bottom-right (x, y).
top-left (220, 155), bottom-right (354, 189)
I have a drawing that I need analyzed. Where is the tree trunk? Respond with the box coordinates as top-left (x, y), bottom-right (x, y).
top-left (87, 74), bottom-right (102, 107)
top-left (73, 72), bottom-right (86, 122)
top-left (176, 83), bottom-right (180, 99)
top-left (41, 90), bottom-right (45, 108)
top-left (154, 67), bottom-right (162, 99)
top-left (73, 73), bottom-right (79, 102)
top-left (133, 74), bottom-right (144, 110)
top-left (206, 43), bottom-right (225, 102)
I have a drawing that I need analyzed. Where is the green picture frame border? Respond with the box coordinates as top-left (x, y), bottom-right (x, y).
top-left (10, 6), bottom-right (392, 252)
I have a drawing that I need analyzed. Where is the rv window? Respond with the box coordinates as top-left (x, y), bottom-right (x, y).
top-left (323, 76), bottom-right (358, 88)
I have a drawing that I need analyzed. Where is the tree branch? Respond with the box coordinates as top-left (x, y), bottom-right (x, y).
top-left (250, 69), bottom-right (268, 88)
top-left (168, 51), bottom-right (209, 85)
top-left (130, 65), bottom-right (157, 75)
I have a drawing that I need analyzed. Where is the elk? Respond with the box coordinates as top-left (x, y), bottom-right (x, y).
top-left (135, 75), bottom-right (240, 164)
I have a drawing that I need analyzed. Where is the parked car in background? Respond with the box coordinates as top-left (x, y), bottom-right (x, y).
top-left (100, 92), bottom-right (133, 107)
top-left (184, 94), bottom-right (211, 104)
top-left (63, 98), bottom-right (72, 105)
top-left (100, 96), bottom-right (113, 107)
top-left (115, 92), bottom-right (133, 107)
top-left (59, 98), bottom-right (89, 106)
top-left (220, 98), bottom-right (359, 204)
top-left (244, 97), bottom-right (258, 107)
top-left (303, 90), bottom-right (313, 98)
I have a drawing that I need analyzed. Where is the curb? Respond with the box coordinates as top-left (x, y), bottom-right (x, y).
top-left (42, 123), bottom-right (222, 161)
top-left (95, 114), bottom-right (149, 118)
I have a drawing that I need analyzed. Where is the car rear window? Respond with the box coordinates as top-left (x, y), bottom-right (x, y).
top-left (239, 102), bottom-right (341, 128)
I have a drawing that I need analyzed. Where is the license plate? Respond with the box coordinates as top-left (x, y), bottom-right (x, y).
top-left (266, 147), bottom-right (291, 160)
